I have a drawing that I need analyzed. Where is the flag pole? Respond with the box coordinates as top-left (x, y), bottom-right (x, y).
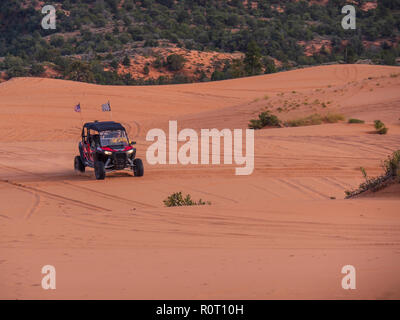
top-left (73, 89), bottom-right (83, 124)
top-left (74, 102), bottom-right (83, 122)
top-left (109, 100), bottom-right (113, 121)
top-left (79, 102), bottom-right (84, 125)
top-left (82, 90), bottom-right (86, 124)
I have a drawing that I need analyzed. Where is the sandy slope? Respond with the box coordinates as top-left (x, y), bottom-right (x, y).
top-left (0, 64), bottom-right (399, 299)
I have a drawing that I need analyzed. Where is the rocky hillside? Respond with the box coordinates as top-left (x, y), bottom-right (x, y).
top-left (0, 0), bottom-right (399, 84)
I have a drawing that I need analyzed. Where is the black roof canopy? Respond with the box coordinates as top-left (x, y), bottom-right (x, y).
top-left (83, 121), bottom-right (126, 132)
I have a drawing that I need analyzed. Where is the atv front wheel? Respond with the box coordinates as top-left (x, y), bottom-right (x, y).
top-left (133, 158), bottom-right (144, 177)
top-left (94, 161), bottom-right (106, 180)
top-left (74, 156), bottom-right (85, 173)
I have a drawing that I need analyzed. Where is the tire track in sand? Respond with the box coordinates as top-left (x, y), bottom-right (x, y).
top-left (2, 179), bottom-right (110, 213)
top-left (0, 164), bottom-right (111, 213)
top-left (0, 160), bottom-right (154, 209)
top-left (276, 178), bottom-right (329, 199)
top-left (0, 180), bottom-right (40, 219)
top-left (61, 181), bottom-right (156, 209)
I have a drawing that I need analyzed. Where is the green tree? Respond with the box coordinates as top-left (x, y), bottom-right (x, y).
top-left (30, 63), bottom-right (45, 76)
top-left (122, 55), bottom-right (131, 67)
top-left (263, 57), bottom-right (277, 74)
top-left (4, 55), bottom-right (28, 78)
top-left (344, 46), bottom-right (357, 64)
top-left (382, 49), bottom-right (396, 65)
top-left (166, 54), bottom-right (186, 71)
top-left (64, 60), bottom-right (95, 83)
top-left (244, 41), bottom-right (263, 76)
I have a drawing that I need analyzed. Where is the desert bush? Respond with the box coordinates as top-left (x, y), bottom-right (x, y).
top-left (64, 60), bottom-right (94, 83)
top-left (374, 120), bottom-right (385, 130)
top-left (383, 150), bottom-right (400, 177)
top-left (248, 111), bottom-right (281, 129)
top-left (360, 166), bottom-right (368, 180)
top-left (377, 127), bottom-right (388, 134)
top-left (286, 114), bottom-right (323, 127)
top-left (285, 113), bottom-right (344, 127)
top-left (324, 113), bottom-right (345, 123)
top-left (163, 192), bottom-right (210, 207)
top-left (122, 55), bottom-right (131, 67)
top-left (345, 150), bottom-right (400, 198)
top-left (166, 54), bottom-right (186, 71)
top-left (348, 118), bottom-right (365, 123)
top-left (374, 120), bottom-right (388, 134)
top-left (30, 63), bottom-right (45, 76)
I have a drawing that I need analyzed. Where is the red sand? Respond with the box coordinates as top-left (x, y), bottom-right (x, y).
top-left (0, 64), bottom-right (399, 299)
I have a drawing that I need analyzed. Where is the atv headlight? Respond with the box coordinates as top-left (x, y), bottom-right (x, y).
top-left (126, 149), bottom-right (134, 155)
top-left (104, 151), bottom-right (112, 155)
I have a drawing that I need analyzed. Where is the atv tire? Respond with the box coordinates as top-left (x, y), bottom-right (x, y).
top-left (133, 158), bottom-right (144, 177)
top-left (74, 156), bottom-right (85, 173)
top-left (94, 161), bottom-right (106, 180)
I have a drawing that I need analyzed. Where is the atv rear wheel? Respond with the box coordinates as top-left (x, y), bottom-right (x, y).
top-left (74, 156), bottom-right (85, 173)
top-left (94, 161), bottom-right (106, 180)
top-left (133, 158), bottom-right (144, 177)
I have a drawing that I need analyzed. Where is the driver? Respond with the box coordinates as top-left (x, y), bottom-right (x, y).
top-left (91, 134), bottom-right (100, 148)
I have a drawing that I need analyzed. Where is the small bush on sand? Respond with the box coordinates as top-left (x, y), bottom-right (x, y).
top-left (374, 120), bottom-right (388, 134)
top-left (285, 113), bottom-right (344, 127)
top-left (248, 111), bottom-right (281, 129)
top-left (164, 192), bottom-right (210, 207)
top-left (348, 118), bottom-right (365, 124)
top-left (383, 150), bottom-right (400, 177)
top-left (286, 114), bottom-right (323, 127)
top-left (374, 120), bottom-right (384, 130)
top-left (360, 166), bottom-right (368, 180)
top-left (377, 127), bottom-right (388, 134)
top-left (345, 150), bottom-right (400, 198)
top-left (324, 113), bottom-right (345, 123)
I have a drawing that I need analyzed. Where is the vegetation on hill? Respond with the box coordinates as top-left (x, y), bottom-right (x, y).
top-left (345, 150), bottom-right (400, 198)
top-left (374, 120), bottom-right (389, 134)
top-left (248, 111), bottom-right (345, 129)
top-left (0, 0), bottom-right (399, 84)
top-left (348, 118), bottom-right (365, 123)
top-left (163, 192), bottom-right (211, 207)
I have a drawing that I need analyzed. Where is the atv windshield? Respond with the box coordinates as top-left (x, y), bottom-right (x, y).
top-left (99, 130), bottom-right (129, 148)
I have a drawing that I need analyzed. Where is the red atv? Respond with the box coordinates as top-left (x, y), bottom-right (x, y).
top-left (74, 121), bottom-right (144, 180)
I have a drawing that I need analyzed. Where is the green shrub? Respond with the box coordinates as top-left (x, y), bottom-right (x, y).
top-left (122, 55), bottom-right (131, 67)
top-left (166, 54), bottom-right (186, 71)
top-left (30, 63), bottom-right (45, 76)
top-left (374, 120), bottom-right (385, 130)
top-left (285, 113), bottom-right (344, 127)
top-left (324, 113), bottom-right (345, 123)
top-left (345, 150), bottom-right (400, 198)
top-left (348, 118), bottom-right (365, 124)
top-left (374, 120), bottom-right (388, 134)
top-left (286, 114), bottom-right (322, 127)
top-left (248, 111), bottom-right (281, 129)
top-left (377, 127), bottom-right (388, 134)
top-left (383, 150), bottom-right (400, 177)
top-left (163, 192), bottom-right (210, 207)
top-left (64, 60), bottom-right (94, 83)
top-left (248, 119), bottom-right (263, 129)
